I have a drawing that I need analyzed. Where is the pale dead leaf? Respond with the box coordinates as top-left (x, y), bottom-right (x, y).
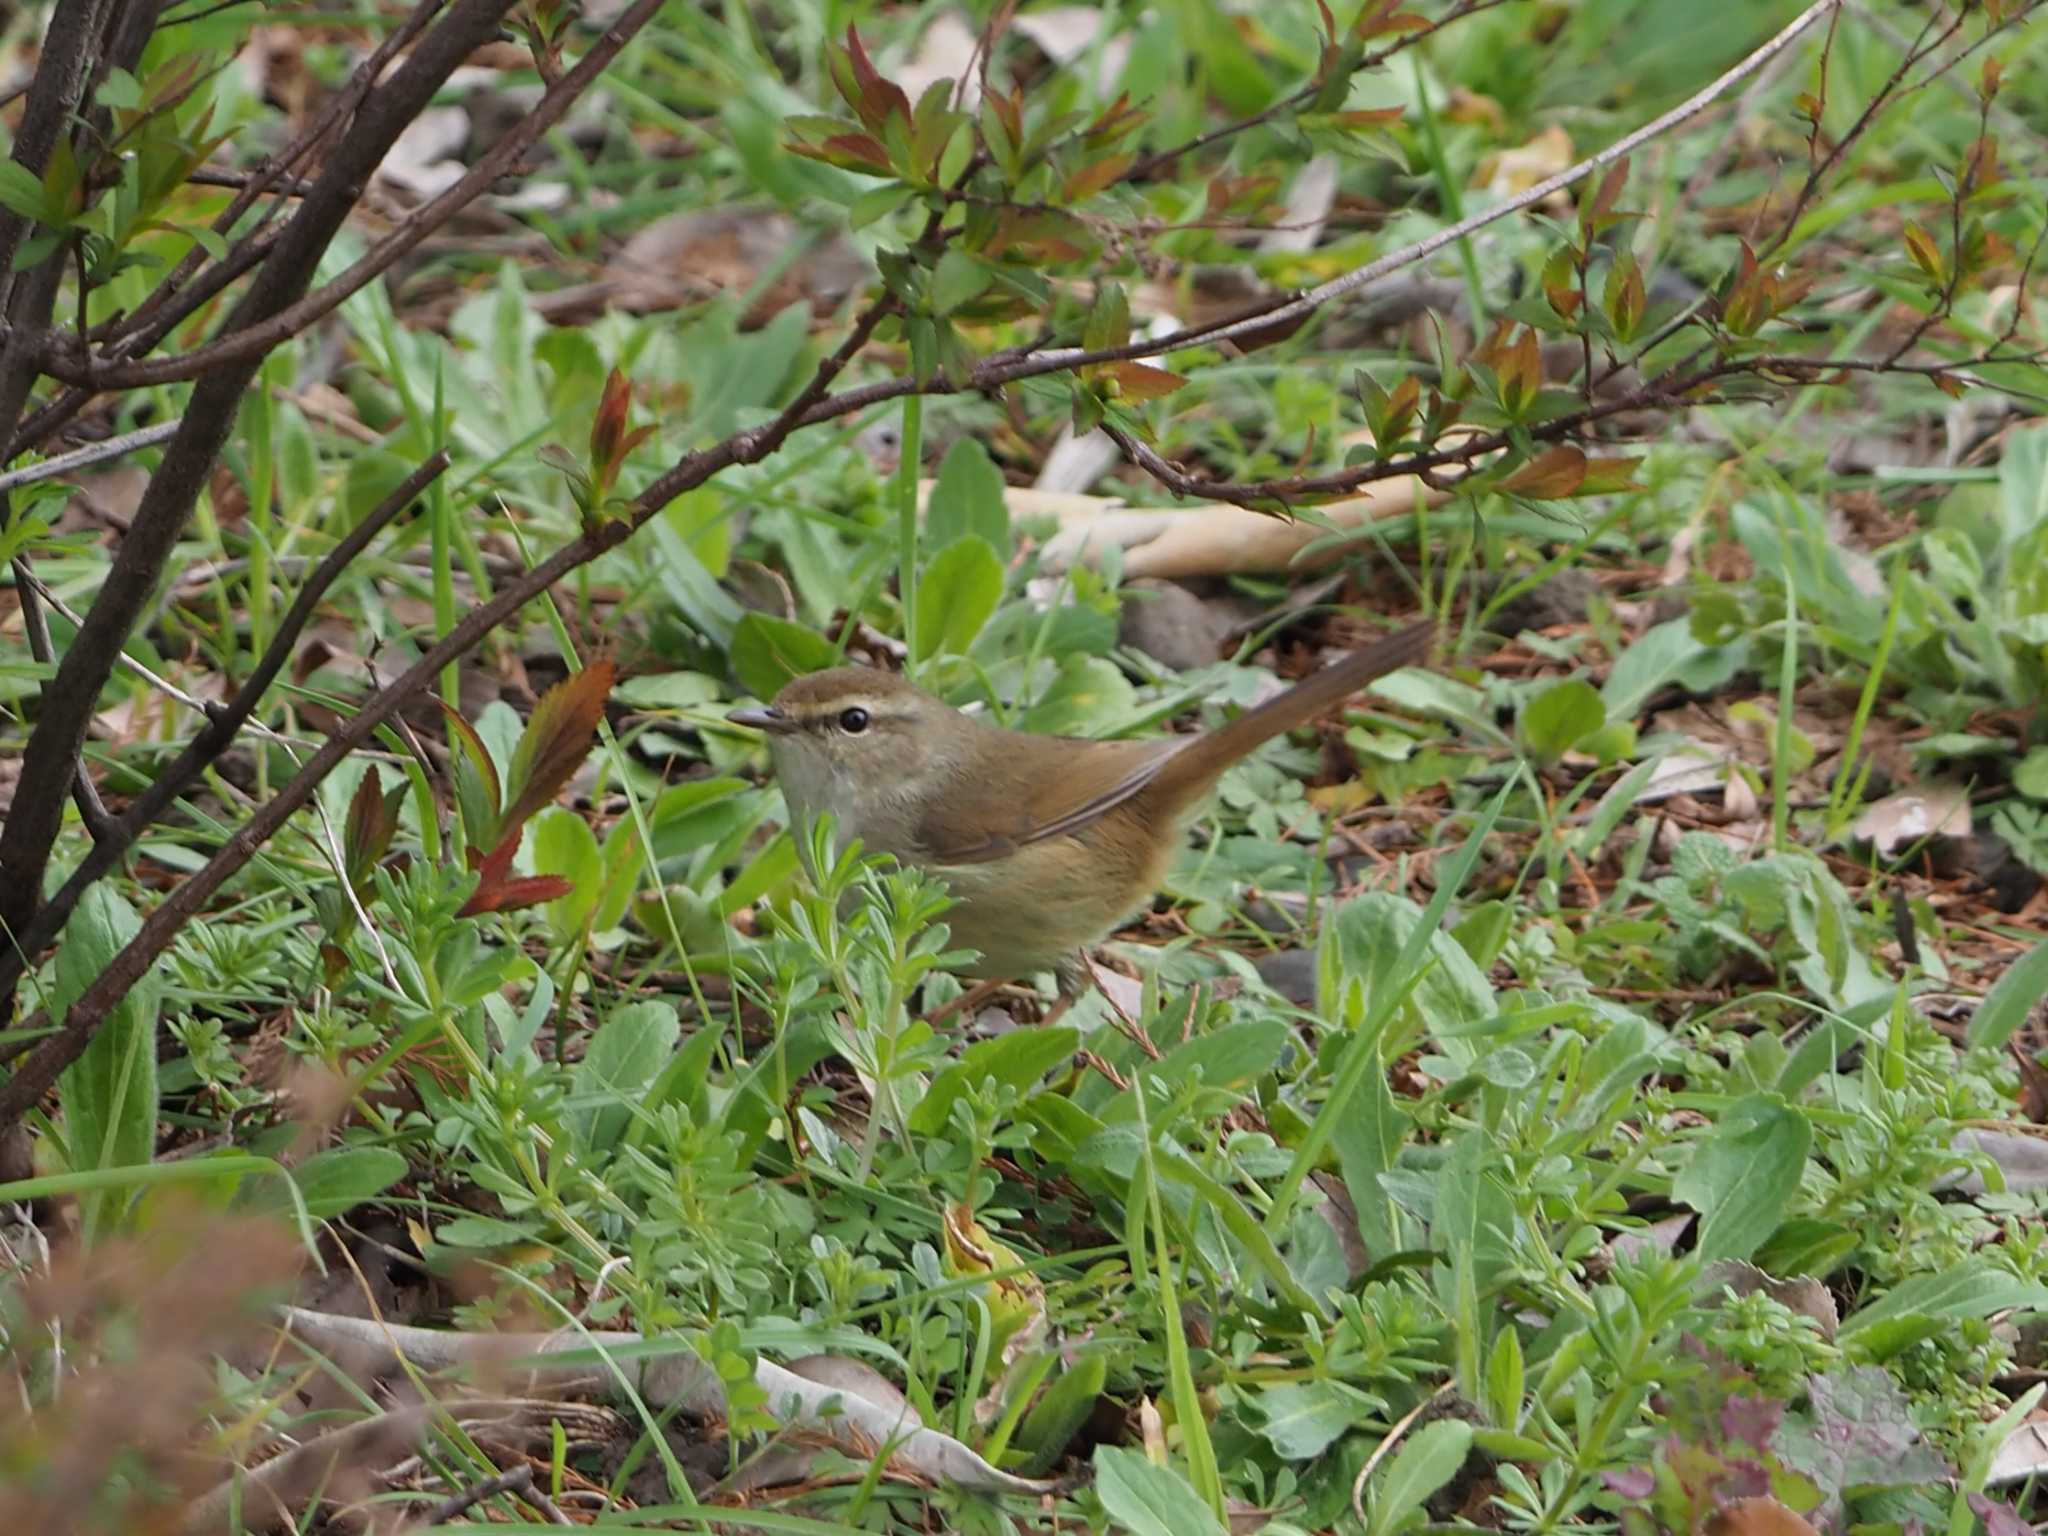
top-left (1700, 1259), bottom-right (1839, 1341)
top-left (898, 12), bottom-right (982, 109)
top-left (376, 105), bottom-right (469, 199)
top-left (1478, 125), bottom-right (1574, 205)
top-left (1851, 784), bottom-right (1973, 857)
top-left (1012, 7), bottom-right (1131, 91)
top-left (1259, 154), bottom-right (1338, 255)
top-left (1986, 1413), bottom-right (2048, 1487)
top-left (1034, 426), bottom-right (1122, 493)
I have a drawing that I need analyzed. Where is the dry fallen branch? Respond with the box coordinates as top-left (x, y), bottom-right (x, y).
top-left (272, 1308), bottom-right (1056, 1499)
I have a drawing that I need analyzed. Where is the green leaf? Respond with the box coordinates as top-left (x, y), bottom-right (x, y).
top-left (1673, 1094), bottom-right (1811, 1263)
top-left (0, 160), bottom-right (54, 224)
top-left (1364, 1419), bottom-right (1474, 1535)
top-left (1485, 1324), bottom-right (1525, 1432)
top-left (1966, 933), bottom-right (2048, 1050)
top-left (1519, 677), bottom-right (1605, 762)
top-left (1092, 1446), bottom-right (1228, 1536)
top-left (729, 612), bottom-right (840, 702)
top-left (531, 806), bottom-right (603, 944)
top-left (929, 248), bottom-right (993, 315)
top-left (56, 886), bottom-right (159, 1240)
top-left (1015, 1352), bottom-right (1107, 1474)
top-left (263, 1146), bottom-right (407, 1221)
top-left (572, 1001), bottom-right (681, 1152)
top-left (911, 1026), bottom-right (1080, 1135)
top-left (913, 535), bottom-right (1004, 661)
top-left (928, 437), bottom-right (1010, 550)
top-left (1839, 1259), bottom-right (2048, 1340)
top-left (2014, 747), bottom-right (2048, 801)
top-left (1019, 654), bottom-right (1136, 735)
top-left (1250, 1380), bottom-right (1380, 1460)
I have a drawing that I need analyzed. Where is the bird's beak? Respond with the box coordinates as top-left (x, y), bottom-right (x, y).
top-left (729, 704), bottom-right (797, 735)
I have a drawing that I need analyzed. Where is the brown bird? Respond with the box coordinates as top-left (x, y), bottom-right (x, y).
top-left (730, 619), bottom-right (1432, 981)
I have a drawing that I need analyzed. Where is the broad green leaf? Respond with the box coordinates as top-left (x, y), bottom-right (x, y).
top-left (1250, 1379), bottom-right (1381, 1460)
top-left (572, 1001), bottom-right (681, 1152)
top-left (0, 160), bottom-right (54, 223)
top-left (532, 806), bottom-right (603, 943)
top-left (729, 612), bottom-right (840, 702)
top-left (1519, 677), bottom-right (1604, 762)
top-left (1364, 1419), bottom-right (1475, 1535)
top-left (914, 535), bottom-right (1005, 661)
top-left (262, 1146), bottom-right (407, 1221)
top-left (1840, 1259), bottom-right (2048, 1339)
top-left (1019, 654), bottom-right (1136, 735)
top-left (56, 886), bottom-right (159, 1240)
top-left (1673, 1094), bottom-right (1811, 1264)
top-left (930, 248), bottom-right (993, 314)
top-left (1323, 892), bottom-right (1495, 1063)
top-left (1092, 1446), bottom-right (1228, 1536)
top-left (1015, 1352), bottom-right (1107, 1474)
top-left (928, 438), bottom-right (1010, 552)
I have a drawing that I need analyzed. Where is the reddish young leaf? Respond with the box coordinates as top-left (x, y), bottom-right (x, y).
top-left (1353, 0), bottom-right (1429, 39)
top-left (458, 873), bottom-right (577, 919)
top-left (788, 133), bottom-right (895, 176)
top-left (590, 367), bottom-right (632, 472)
top-left (843, 26), bottom-right (911, 135)
top-left (1499, 444), bottom-right (1588, 499)
top-left (1327, 106), bottom-right (1405, 129)
top-left (1103, 362), bottom-right (1188, 401)
top-left (1063, 152), bottom-right (1134, 204)
top-left (501, 661), bottom-right (616, 836)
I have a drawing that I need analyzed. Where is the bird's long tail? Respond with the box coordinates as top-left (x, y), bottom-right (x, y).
top-left (1145, 618), bottom-right (1435, 809)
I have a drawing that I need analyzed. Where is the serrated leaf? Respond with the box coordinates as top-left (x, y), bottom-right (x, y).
top-left (502, 662), bottom-right (615, 834)
top-left (929, 248), bottom-right (992, 315)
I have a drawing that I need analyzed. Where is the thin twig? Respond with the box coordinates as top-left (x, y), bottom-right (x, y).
top-left (0, 452), bottom-right (449, 1006)
top-left (45, 0), bottom-right (667, 392)
top-left (0, 419), bottom-right (180, 491)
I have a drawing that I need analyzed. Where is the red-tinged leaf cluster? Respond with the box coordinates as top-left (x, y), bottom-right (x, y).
top-left (589, 368), bottom-right (655, 501)
top-left (1720, 244), bottom-right (1812, 339)
top-left (1472, 322), bottom-right (1545, 420)
top-left (448, 661), bottom-right (616, 919)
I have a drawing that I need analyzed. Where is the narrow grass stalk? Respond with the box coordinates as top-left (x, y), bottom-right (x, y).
top-left (1825, 560), bottom-right (1906, 839)
top-left (896, 394), bottom-right (924, 666)
top-left (1773, 574), bottom-right (1799, 854)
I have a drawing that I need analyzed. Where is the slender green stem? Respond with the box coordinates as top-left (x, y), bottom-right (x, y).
top-left (896, 394), bottom-right (924, 668)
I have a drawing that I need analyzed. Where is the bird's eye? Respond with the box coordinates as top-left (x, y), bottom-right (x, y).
top-left (838, 707), bottom-right (871, 734)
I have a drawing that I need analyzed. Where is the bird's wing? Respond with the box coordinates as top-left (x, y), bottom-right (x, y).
top-left (913, 735), bottom-right (1187, 865)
